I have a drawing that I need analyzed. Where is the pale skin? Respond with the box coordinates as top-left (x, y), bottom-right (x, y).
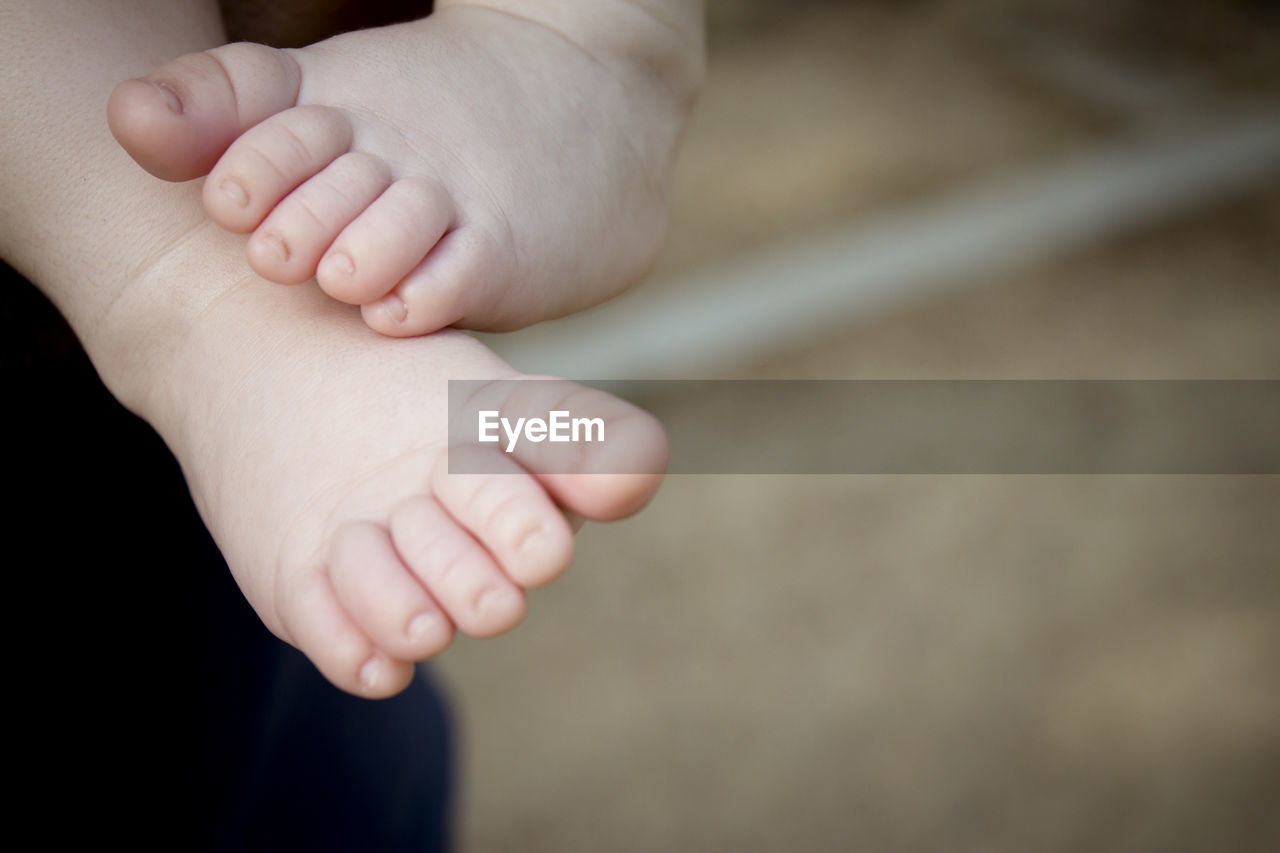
top-left (107, 0), bottom-right (706, 335)
top-left (0, 0), bottom-right (676, 697)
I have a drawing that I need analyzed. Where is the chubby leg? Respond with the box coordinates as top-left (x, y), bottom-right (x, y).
top-left (108, 1), bottom-right (705, 335)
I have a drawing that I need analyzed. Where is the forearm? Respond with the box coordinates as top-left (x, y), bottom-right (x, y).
top-left (0, 1), bottom-right (228, 404)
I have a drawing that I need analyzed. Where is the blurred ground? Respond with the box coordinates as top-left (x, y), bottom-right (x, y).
top-left (434, 2), bottom-right (1280, 850)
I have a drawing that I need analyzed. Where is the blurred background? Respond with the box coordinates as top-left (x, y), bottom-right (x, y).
top-left (443, 1), bottom-right (1280, 850)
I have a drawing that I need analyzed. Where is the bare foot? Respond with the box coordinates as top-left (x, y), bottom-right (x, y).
top-left (108, 1), bottom-right (703, 335)
top-left (134, 227), bottom-right (667, 698)
top-left (6, 0), bottom-right (672, 702)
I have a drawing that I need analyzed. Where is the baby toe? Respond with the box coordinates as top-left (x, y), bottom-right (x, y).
top-left (246, 152), bottom-right (392, 284)
top-left (430, 451), bottom-right (575, 590)
top-left (329, 520), bottom-right (455, 662)
top-left (389, 495), bottom-right (527, 639)
top-left (275, 559), bottom-right (416, 698)
top-left (362, 225), bottom-right (511, 337)
top-left (204, 104), bottom-right (353, 234)
top-left (318, 176), bottom-right (455, 307)
top-left (108, 42), bottom-right (300, 182)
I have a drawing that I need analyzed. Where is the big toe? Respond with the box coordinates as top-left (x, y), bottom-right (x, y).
top-left (107, 42), bottom-right (301, 182)
top-left (453, 378), bottom-right (670, 523)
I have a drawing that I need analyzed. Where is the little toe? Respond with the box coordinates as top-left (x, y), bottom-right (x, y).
top-left (329, 520), bottom-right (455, 662)
top-left (362, 226), bottom-right (509, 337)
top-left (317, 176), bottom-right (455, 306)
top-left (430, 452), bottom-right (575, 590)
top-left (108, 42), bottom-right (301, 182)
top-left (276, 562), bottom-right (416, 698)
top-left (246, 152), bottom-right (392, 284)
top-left (389, 496), bottom-right (528, 639)
top-left (204, 104), bottom-right (353, 234)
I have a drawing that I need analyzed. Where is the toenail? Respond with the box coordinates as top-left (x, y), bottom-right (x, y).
top-left (377, 292), bottom-right (408, 324)
top-left (322, 251), bottom-right (355, 277)
top-left (261, 233), bottom-right (290, 262)
top-left (515, 524), bottom-right (545, 557)
top-left (151, 81), bottom-right (183, 114)
top-left (358, 656), bottom-right (381, 691)
top-left (476, 587), bottom-right (515, 616)
top-left (407, 611), bottom-right (442, 642)
top-left (220, 179), bottom-right (249, 207)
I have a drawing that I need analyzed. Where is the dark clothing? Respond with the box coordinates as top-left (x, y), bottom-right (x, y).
top-left (4, 265), bottom-right (454, 851)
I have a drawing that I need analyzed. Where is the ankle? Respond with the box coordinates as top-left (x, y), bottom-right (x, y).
top-left (603, 0), bottom-right (707, 112)
top-left (441, 0), bottom-right (706, 113)
top-left (87, 224), bottom-right (254, 425)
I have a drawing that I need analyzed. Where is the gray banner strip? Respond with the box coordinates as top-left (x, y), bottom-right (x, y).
top-left (448, 380), bottom-right (1280, 474)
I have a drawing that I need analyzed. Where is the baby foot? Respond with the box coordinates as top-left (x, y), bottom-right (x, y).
top-left (107, 2), bottom-right (701, 335)
top-left (140, 240), bottom-right (666, 698)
